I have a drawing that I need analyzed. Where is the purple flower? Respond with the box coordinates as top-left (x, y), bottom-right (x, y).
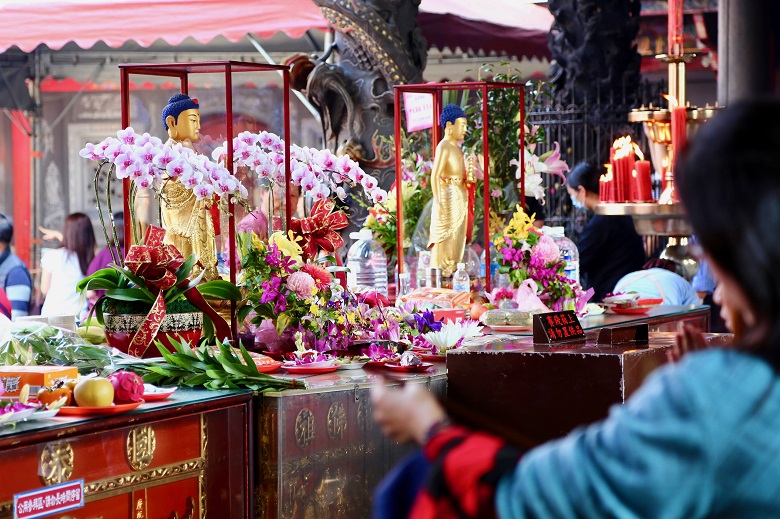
top-left (414, 309), bottom-right (442, 333)
top-left (491, 189), bottom-right (502, 198)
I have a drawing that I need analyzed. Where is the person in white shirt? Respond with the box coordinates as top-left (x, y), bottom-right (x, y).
top-left (40, 213), bottom-right (95, 319)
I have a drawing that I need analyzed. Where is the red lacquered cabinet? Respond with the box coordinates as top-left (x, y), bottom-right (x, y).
top-left (0, 389), bottom-right (252, 519)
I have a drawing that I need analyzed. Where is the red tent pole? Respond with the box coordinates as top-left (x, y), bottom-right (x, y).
top-left (11, 111), bottom-right (31, 267)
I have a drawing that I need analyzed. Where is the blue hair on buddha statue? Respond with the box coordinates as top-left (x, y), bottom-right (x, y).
top-left (161, 93), bottom-right (199, 130)
top-left (439, 104), bottom-right (466, 129)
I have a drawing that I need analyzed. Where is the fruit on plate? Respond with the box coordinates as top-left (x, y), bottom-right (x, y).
top-left (37, 383), bottom-right (73, 407)
top-left (63, 378), bottom-right (81, 392)
top-left (108, 370), bottom-right (144, 404)
top-left (470, 303), bottom-right (489, 321)
top-left (73, 377), bottom-right (114, 407)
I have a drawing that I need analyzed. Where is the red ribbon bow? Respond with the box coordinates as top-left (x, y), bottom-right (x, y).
top-left (122, 225), bottom-right (231, 357)
top-left (290, 199), bottom-right (348, 261)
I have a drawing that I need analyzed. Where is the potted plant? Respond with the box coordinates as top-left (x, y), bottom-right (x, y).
top-left (78, 225), bottom-right (241, 358)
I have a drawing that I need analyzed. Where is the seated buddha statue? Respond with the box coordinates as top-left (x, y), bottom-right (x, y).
top-left (428, 104), bottom-right (475, 278)
top-left (159, 93), bottom-right (218, 280)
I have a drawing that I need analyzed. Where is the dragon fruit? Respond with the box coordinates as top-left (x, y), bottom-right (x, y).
top-left (108, 370), bottom-right (144, 404)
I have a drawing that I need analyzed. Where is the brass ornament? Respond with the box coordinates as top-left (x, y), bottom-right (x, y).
top-left (39, 441), bottom-right (74, 485)
top-left (294, 408), bottom-right (315, 449)
top-left (326, 403), bottom-right (347, 441)
top-left (127, 425), bottom-right (157, 471)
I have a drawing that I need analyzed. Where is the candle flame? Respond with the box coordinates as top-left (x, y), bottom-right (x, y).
top-left (612, 136), bottom-right (644, 160)
top-left (600, 172), bottom-right (613, 182)
top-left (662, 94), bottom-right (679, 108)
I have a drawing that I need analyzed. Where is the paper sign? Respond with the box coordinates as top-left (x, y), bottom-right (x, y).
top-left (403, 92), bottom-right (434, 132)
top-left (532, 311), bottom-right (585, 344)
top-left (14, 479), bottom-right (84, 519)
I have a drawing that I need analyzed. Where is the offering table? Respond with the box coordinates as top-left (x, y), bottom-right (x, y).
top-left (254, 364), bottom-right (447, 519)
top-left (0, 389), bottom-right (252, 519)
top-left (448, 323), bottom-right (718, 447)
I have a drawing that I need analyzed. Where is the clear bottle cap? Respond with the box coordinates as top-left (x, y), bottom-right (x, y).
top-left (399, 272), bottom-right (410, 279)
top-left (456, 263), bottom-right (465, 270)
top-left (350, 229), bottom-right (374, 241)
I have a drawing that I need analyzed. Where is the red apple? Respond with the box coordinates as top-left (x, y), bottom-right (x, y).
top-left (470, 303), bottom-right (489, 321)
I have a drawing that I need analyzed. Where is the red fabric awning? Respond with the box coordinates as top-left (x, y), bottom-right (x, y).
top-left (0, 0), bottom-right (552, 59)
top-left (0, 0), bottom-right (329, 52)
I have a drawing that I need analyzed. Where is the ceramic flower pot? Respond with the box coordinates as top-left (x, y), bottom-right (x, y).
top-left (103, 312), bottom-right (203, 358)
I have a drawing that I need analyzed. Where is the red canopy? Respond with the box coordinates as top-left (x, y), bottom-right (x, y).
top-left (0, 0), bottom-right (552, 58)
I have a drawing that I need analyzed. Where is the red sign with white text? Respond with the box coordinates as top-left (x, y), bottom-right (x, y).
top-left (14, 479), bottom-right (84, 519)
top-left (403, 92), bottom-right (434, 132)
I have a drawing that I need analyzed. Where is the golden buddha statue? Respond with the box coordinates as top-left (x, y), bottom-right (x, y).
top-left (159, 93), bottom-right (219, 280)
top-left (428, 104), bottom-right (475, 278)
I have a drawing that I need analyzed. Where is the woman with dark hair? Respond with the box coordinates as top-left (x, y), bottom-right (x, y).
top-left (566, 161), bottom-right (645, 301)
top-left (371, 99), bottom-right (780, 518)
top-left (40, 213), bottom-right (96, 319)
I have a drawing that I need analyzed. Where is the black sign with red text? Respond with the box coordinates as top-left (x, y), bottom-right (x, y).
top-left (533, 311), bottom-right (585, 344)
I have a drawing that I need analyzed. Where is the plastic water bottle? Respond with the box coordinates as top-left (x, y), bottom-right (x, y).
top-left (346, 229), bottom-right (388, 296)
top-left (480, 242), bottom-right (501, 287)
top-left (452, 262), bottom-right (471, 293)
top-left (397, 272), bottom-right (411, 298)
top-left (546, 226), bottom-right (580, 285)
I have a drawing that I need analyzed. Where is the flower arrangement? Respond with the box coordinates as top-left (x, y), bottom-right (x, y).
top-left (238, 230), bottom-right (400, 353)
top-left (80, 127), bottom-right (388, 254)
top-left (511, 125), bottom-right (569, 202)
top-left (77, 225), bottom-right (241, 357)
top-left (214, 130), bottom-right (387, 206)
top-left (494, 205), bottom-right (592, 313)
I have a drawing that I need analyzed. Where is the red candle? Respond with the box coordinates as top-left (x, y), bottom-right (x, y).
top-left (672, 106), bottom-right (687, 170)
top-left (625, 153), bottom-right (636, 202)
top-left (668, 0), bottom-right (683, 54)
top-left (635, 160), bottom-right (652, 201)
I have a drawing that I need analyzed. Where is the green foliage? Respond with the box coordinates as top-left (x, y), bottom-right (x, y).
top-left (125, 339), bottom-right (305, 392)
top-left (76, 255), bottom-right (241, 331)
top-left (362, 130), bottom-right (433, 259)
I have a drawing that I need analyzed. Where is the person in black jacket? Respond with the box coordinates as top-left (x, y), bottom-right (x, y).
top-left (566, 162), bottom-right (645, 301)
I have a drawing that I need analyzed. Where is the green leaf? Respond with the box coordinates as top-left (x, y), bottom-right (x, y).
top-left (174, 255), bottom-right (198, 285)
top-left (104, 288), bottom-right (155, 304)
top-left (197, 280), bottom-right (242, 301)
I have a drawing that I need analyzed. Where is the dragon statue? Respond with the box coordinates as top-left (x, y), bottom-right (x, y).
top-left (290, 0), bottom-right (427, 194)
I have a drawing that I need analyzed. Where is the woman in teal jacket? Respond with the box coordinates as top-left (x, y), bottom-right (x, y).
top-left (372, 99), bottom-right (780, 518)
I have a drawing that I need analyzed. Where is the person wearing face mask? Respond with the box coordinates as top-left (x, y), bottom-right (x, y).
top-left (565, 161), bottom-right (644, 301)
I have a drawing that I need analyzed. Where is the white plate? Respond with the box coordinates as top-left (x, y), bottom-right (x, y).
top-left (335, 362), bottom-right (367, 371)
top-left (0, 407), bottom-right (37, 425)
top-left (30, 408), bottom-right (60, 420)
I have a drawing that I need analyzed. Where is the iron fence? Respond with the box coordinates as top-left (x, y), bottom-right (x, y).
top-left (526, 80), bottom-right (668, 256)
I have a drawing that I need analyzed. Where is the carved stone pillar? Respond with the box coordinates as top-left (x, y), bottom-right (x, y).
top-left (547, 0), bottom-right (642, 103)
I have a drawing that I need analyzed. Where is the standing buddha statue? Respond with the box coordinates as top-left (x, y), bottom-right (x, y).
top-left (428, 104), bottom-right (475, 278)
top-left (160, 93), bottom-right (219, 280)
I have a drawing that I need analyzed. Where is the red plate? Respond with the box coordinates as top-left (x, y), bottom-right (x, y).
top-left (384, 362), bottom-right (433, 373)
top-left (419, 353), bottom-right (446, 362)
top-left (282, 365), bottom-right (338, 374)
top-left (142, 388), bottom-right (178, 402)
top-left (366, 359), bottom-right (400, 367)
top-left (58, 400), bottom-right (144, 416)
top-left (254, 361), bottom-right (284, 373)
